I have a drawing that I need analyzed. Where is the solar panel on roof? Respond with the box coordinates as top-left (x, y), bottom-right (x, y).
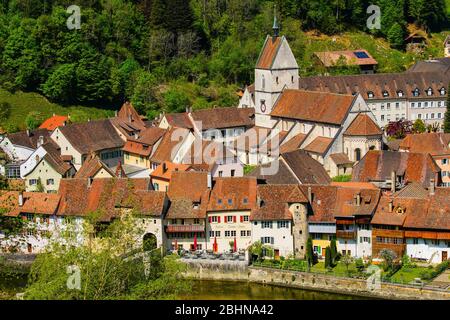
top-left (354, 51), bottom-right (369, 59)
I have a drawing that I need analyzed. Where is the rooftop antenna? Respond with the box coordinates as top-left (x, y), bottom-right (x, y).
top-left (272, 5), bottom-right (279, 38)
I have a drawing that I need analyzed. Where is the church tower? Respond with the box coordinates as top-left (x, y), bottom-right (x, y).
top-left (254, 14), bottom-right (299, 128)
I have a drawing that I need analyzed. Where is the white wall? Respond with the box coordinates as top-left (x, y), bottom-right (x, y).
top-left (406, 238), bottom-right (450, 264)
top-left (251, 220), bottom-right (294, 257)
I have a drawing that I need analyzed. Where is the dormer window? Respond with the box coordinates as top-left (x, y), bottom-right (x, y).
top-left (440, 87), bottom-right (446, 96)
top-left (367, 91), bottom-right (374, 99)
top-left (397, 90), bottom-right (403, 97)
top-left (427, 87), bottom-right (433, 96)
top-left (227, 199), bottom-right (232, 205)
top-left (413, 88), bottom-right (420, 97)
top-left (382, 90), bottom-right (389, 97)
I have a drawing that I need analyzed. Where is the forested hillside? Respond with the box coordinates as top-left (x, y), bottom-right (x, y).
top-left (0, 0), bottom-right (448, 130)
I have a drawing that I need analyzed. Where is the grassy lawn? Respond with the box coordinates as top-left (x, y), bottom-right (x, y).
top-left (0, 89), bottom-right (115, 132)
top-left (389, 266), bottom-right (429, 284)
top-left (310, 261), bottom-right (358, 275)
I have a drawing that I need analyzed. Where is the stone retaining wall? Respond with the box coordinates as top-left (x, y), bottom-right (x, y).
top-left (183, 265), bottom-right (450, 300)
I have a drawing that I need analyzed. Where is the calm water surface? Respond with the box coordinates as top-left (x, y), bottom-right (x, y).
top-left (180, 280), bottom-right (366, 300)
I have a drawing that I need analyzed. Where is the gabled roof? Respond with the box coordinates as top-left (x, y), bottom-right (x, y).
top-left (122, 127), bottom-right (166, 157)
top-left (407, 57), bottom-right (450, 75)
top-left (279, 132), bottom-right (307, 154)
top-left (251, 185), bottom-right (307, 221)
top-left (207, 177), bottom-right (257, 212)
top-left (298, 72), bottom-right (449, 100)
top-left (314, 50), bottom-right (378, 67)
top-left (39, 115), bottom-right (68, 131)
top-left (6, 128), bottom-right (51, 149)
top-left (57, 119), bottom-right (124, 155)
top-left (115, 102), bottom-right (146, 130)
top-left (352, 150), bottom-right (440, 188)
top-left (167, 171), bottom-right (209, 202)
top-left (190, 107), bottom-right (254, 130)
top-left (399, 133), bottom-right (450, 156)
top-left (303, 136), bottom-right (334, 155)
top-left (330, 153), bottom-right (353, 166)
top-left (271, 90), bottom-right (356, 125)
top-left (299, 185), bottom-right (337, 223)
top-left (57, 178), bottom-right (161, 220)
top-left (40, 143), bottom-right (73, 176)
top-left (0, 191), bottom-right (61, 216)
top-left (74, 154), bottom-right (115, 179)
top-left (246, 150), bottom-right (331, 185)
top-left (256, 36), bottom-right (283, 69)
top-left (333, 187), bottom-right (380, 218)
top-left (393, 182), bottom-right (429, 199)
top-left (150, 127), bottom-right (190, 163)
top-left (344, 113), bottom-right (382, 136)
top-left (150, 161), bottom-right (191, 181)
top-left (163, 112), bottom-right (194, 129)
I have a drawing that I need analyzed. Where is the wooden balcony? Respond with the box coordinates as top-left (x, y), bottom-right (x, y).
top-left (336, 230), bottom-right (356, 239)
top-left (165, 225), bottom-right (205, 233)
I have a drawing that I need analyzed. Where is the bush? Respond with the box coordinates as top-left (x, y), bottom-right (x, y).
top-left (355, 258), bottom-right (365, 272)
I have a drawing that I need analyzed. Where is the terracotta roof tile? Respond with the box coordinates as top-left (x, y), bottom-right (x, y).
top-left (74, 154), bottom-right (115, 179)
top-left (344, 113), bottom-right (382, 136)
top-left (352, 150), bottom-right (440, 188)
top-left (330, 153), bottom-right (353, 165)
top-left (150, 127), bottom-right (190, 163)
top-left (58, 119), bottom-right (124, 155)
top-left (0, 191), bottom-right (60, 216)
top-left (251, 184), bottom-right (307, 221)
top-left (163, 113), bottom-right (194, 129)
top-left (7, 129), bottom-right (51, 149)
top-left (191, 107), bottom-right (254, 130)
top-left (279, 133), bottom-right (307, 154)
top-left (167, 171), bottom-right (209, 202)
top-left (39, 115), bottom-right (68, 131)
top-left (333, 187), bottom-right (380, 218)
top-left (150, 161), bottom-right (191, 181)
top-left (399, 133), bottom-right (450, 156)
top-left (299, 185), bottom-right (337, 223)
top-left (271, 90), bottom-right (356, 125)
top-left (122, 127), bottom-right (166, 157)
top-left (256, 36), bottom-right (282, 69)
top-left (303, 136), bottom-right (334, 155)
top-left (207, 177), bottom-right (257, 212)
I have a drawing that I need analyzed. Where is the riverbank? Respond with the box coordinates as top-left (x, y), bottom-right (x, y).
top-left (183, 265), bottom-right (450, 300)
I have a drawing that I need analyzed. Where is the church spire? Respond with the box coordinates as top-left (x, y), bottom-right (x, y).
top-left (272, 5), bottom-right (279, 37)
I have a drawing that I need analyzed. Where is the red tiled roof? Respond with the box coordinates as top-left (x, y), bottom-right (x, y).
top-left (299, 185), bottom-right (337, 223)
top-left (330, 153), bottom-right (353, 165)
top-left (163, 113), bottom-right (194, 129)
top-left (7, 128), bottom-right (51, 149)
top-left (150, 161), bottom-right (191, 181)
top-left (352, 150), bottom-right (440, 188)
top-left (344, 113), bottom-right (382, 136)
top-left (303, 136), bottom-right (334, 155)
top-left (251, 185), bottom-right (307, 221)
top-left (167, 171), bottom-right (209, 202)
top-left (256, 36), bottom-right (282, 69)
top-left (271, 90), bottom-right (356, 125)
top-left (280, 133), bottom-right (307, 154)
top-left (207, 177), bottom-right (257, 212)
top-left (0, 191), bottom-right (60, 216)
top-left (122, 127), bottom-right (166, 157)
top-left (116, 102), bottom-right (146, 130)
top-left (57, 178), bottom-right (162, 220)
top-left (333, 187), bottom-right (380, 218)
top-left (39, 115), bottom-right (68, 131)
top-left (150, 127), bottom-right (190, 163)
top-left (74, 154), bottom-right (115, 179)
top-left (191, 107), bottom-right (254, 130)
top-left (399, 133), bottom-right (450, 156)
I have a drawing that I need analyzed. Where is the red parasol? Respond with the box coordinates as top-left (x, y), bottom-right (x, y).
top-left (193, 233), bottom-right (197, 251)
top-left (233, 237), bottom-right (237, 252)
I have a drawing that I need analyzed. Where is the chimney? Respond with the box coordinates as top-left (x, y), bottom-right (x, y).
top-left (307, 186), bottom-right (313, 203)
top-left (62, 121), bottom-right (66, 126)
top-left (207, 172), bottom-right (212, 189)
top-left (37, 135), bottom-right (44, 148)
top-left (429, 178), bottom-right (435, 195)
top-left (18, 191), bottom-right (24, 207)
top-left (391, 170), bottom-right (396, 193)
top-left (355, 193), bottom-right (361, 206)
top-left (388, 199), bottom-right (393, 213)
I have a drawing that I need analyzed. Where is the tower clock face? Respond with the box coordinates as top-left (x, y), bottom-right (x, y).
top-left (260, 100), bottom-right (266, 113)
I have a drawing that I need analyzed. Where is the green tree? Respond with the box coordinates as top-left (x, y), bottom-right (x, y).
top-left (330, 238), bottom-right (338, 263)
top-left (41, 64), bottom-right (76, 102)
top-left (387, 22), bottom-right (406, 49)
top-left (341, 253), bottom-right (353, 274)
top-left (444, 84), bottom-right (450, 133)
top-left (380, 249), bottom-right (397, 271)
top-left (24, 211), bottom-right (191, 299)
top-left (306, 236), bottom-right (314, 268)
top-left (164, 88), bottom-right (191, 113)
top-left (413, 118), bottom-right (426, 133)
top-left (324, 246), bottom-right (332, 269)
top-left (25, 111), bottom-right (43, 130)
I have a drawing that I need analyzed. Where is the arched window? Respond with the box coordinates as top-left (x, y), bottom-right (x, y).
top-left (440, 87), bottom-right (446, 96)
top-left (355, 148), bottom-right (361, 161)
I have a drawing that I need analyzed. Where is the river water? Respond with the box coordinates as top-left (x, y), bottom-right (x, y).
top-left (0, 277), bottom-right (364, 300)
